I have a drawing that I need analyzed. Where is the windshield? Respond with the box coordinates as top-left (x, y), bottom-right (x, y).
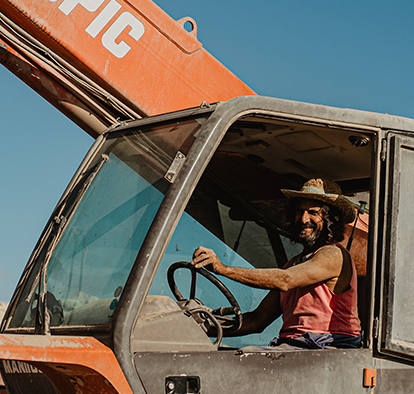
top-left (7, 117), bottom-right (205, 330)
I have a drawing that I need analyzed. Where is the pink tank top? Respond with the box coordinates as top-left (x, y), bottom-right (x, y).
top-left (279, 244), bottom-right (361, 338)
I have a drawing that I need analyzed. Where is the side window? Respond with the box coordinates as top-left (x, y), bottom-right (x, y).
top-left (148, 181), bottom-right (302, 348)
top-left (146, 119), bottom-right (372, 351)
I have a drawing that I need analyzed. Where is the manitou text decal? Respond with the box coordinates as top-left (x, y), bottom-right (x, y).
top-left (49, 0), bottom-right (145, 58)
top-left (2, 360), bottom-right (41, 374)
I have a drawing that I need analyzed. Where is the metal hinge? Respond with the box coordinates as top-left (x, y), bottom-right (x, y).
top-left (380, 138), bottom-right (387, 161)
top-left (165, 151), bottom-right (186, 183)
top-left (373, 317), bottom-right (379, 339)
top-left (54, 215), bottom-right (67, 229)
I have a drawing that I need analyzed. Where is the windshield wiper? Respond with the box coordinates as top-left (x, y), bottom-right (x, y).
top-left (24, 154), bottom-right (109, 334)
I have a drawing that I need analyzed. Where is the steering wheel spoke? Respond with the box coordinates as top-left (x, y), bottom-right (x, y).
top-left (189, 269), bottom-right (197, 300)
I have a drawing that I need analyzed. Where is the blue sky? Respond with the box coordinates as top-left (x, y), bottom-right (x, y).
top-left (1, 0), bottom-right (414, 301)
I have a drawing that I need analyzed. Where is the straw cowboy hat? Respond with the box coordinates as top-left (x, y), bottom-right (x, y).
top-left (281, 178), bottom-right (356, 223)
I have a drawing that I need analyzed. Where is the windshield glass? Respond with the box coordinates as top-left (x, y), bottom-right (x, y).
top-left (7, 117), bottom-right (205, 329)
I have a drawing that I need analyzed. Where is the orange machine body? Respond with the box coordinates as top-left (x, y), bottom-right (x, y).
top-left (0, 334), bottom-right (132, 393)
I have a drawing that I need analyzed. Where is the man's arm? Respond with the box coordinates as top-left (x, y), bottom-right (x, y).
top-left (191, 245), bottom-right (344, 291)
top-left (220, 289), bottom-right (282, 337)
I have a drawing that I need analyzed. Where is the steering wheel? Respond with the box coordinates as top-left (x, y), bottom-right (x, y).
top-left (167, 261), bottom-right (242, 334)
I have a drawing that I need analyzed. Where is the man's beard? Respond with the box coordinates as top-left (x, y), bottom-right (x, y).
top-left (294, 222), bottom-right (328, 248)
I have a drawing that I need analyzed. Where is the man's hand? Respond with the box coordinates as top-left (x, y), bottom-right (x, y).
top-left (191, 246), bottom-right (227, 275)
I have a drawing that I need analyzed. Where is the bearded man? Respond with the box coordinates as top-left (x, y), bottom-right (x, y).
top-left (191, 178), bottom-right (362, 349)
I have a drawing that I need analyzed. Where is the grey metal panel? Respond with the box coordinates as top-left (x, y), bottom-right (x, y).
top-left (135, 349), bottom-right (376, 394)
top-left (112, 95), bottom-right (414, 135)
top-left (216, 96), bottom-right (414, 132)
top-left (132, 296), bottom-right (216, 352)
top-left (374, 358), bottom-right (414, 394)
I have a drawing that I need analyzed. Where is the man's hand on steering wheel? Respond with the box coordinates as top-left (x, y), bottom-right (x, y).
top-left (192, 246), bottom-right (227, 275)
top-left (167, 259), bottom-right (243, 335)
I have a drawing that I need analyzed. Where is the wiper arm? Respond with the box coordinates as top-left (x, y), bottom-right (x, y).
top-left (25, 154), bottom-right (109, 334)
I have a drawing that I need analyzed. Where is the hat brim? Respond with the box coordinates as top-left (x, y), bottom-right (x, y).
top-left (281, 189), bottom-right (356, 223)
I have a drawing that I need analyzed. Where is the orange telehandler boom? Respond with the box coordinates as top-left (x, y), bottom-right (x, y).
top-left (0, 0), bottom-right (255, 137)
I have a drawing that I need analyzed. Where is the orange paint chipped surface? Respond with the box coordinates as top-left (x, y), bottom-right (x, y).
top-left (0, 334), bottom-right (133, 394)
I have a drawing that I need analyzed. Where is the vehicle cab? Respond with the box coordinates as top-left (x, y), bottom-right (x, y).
top-left (1, 96), bottom-right (414, 393)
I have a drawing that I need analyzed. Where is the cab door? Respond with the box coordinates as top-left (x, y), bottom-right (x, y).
top-left (378, 132), bottom-right (414, 360)
top-left (133, 106), bottom-right (377, 394)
